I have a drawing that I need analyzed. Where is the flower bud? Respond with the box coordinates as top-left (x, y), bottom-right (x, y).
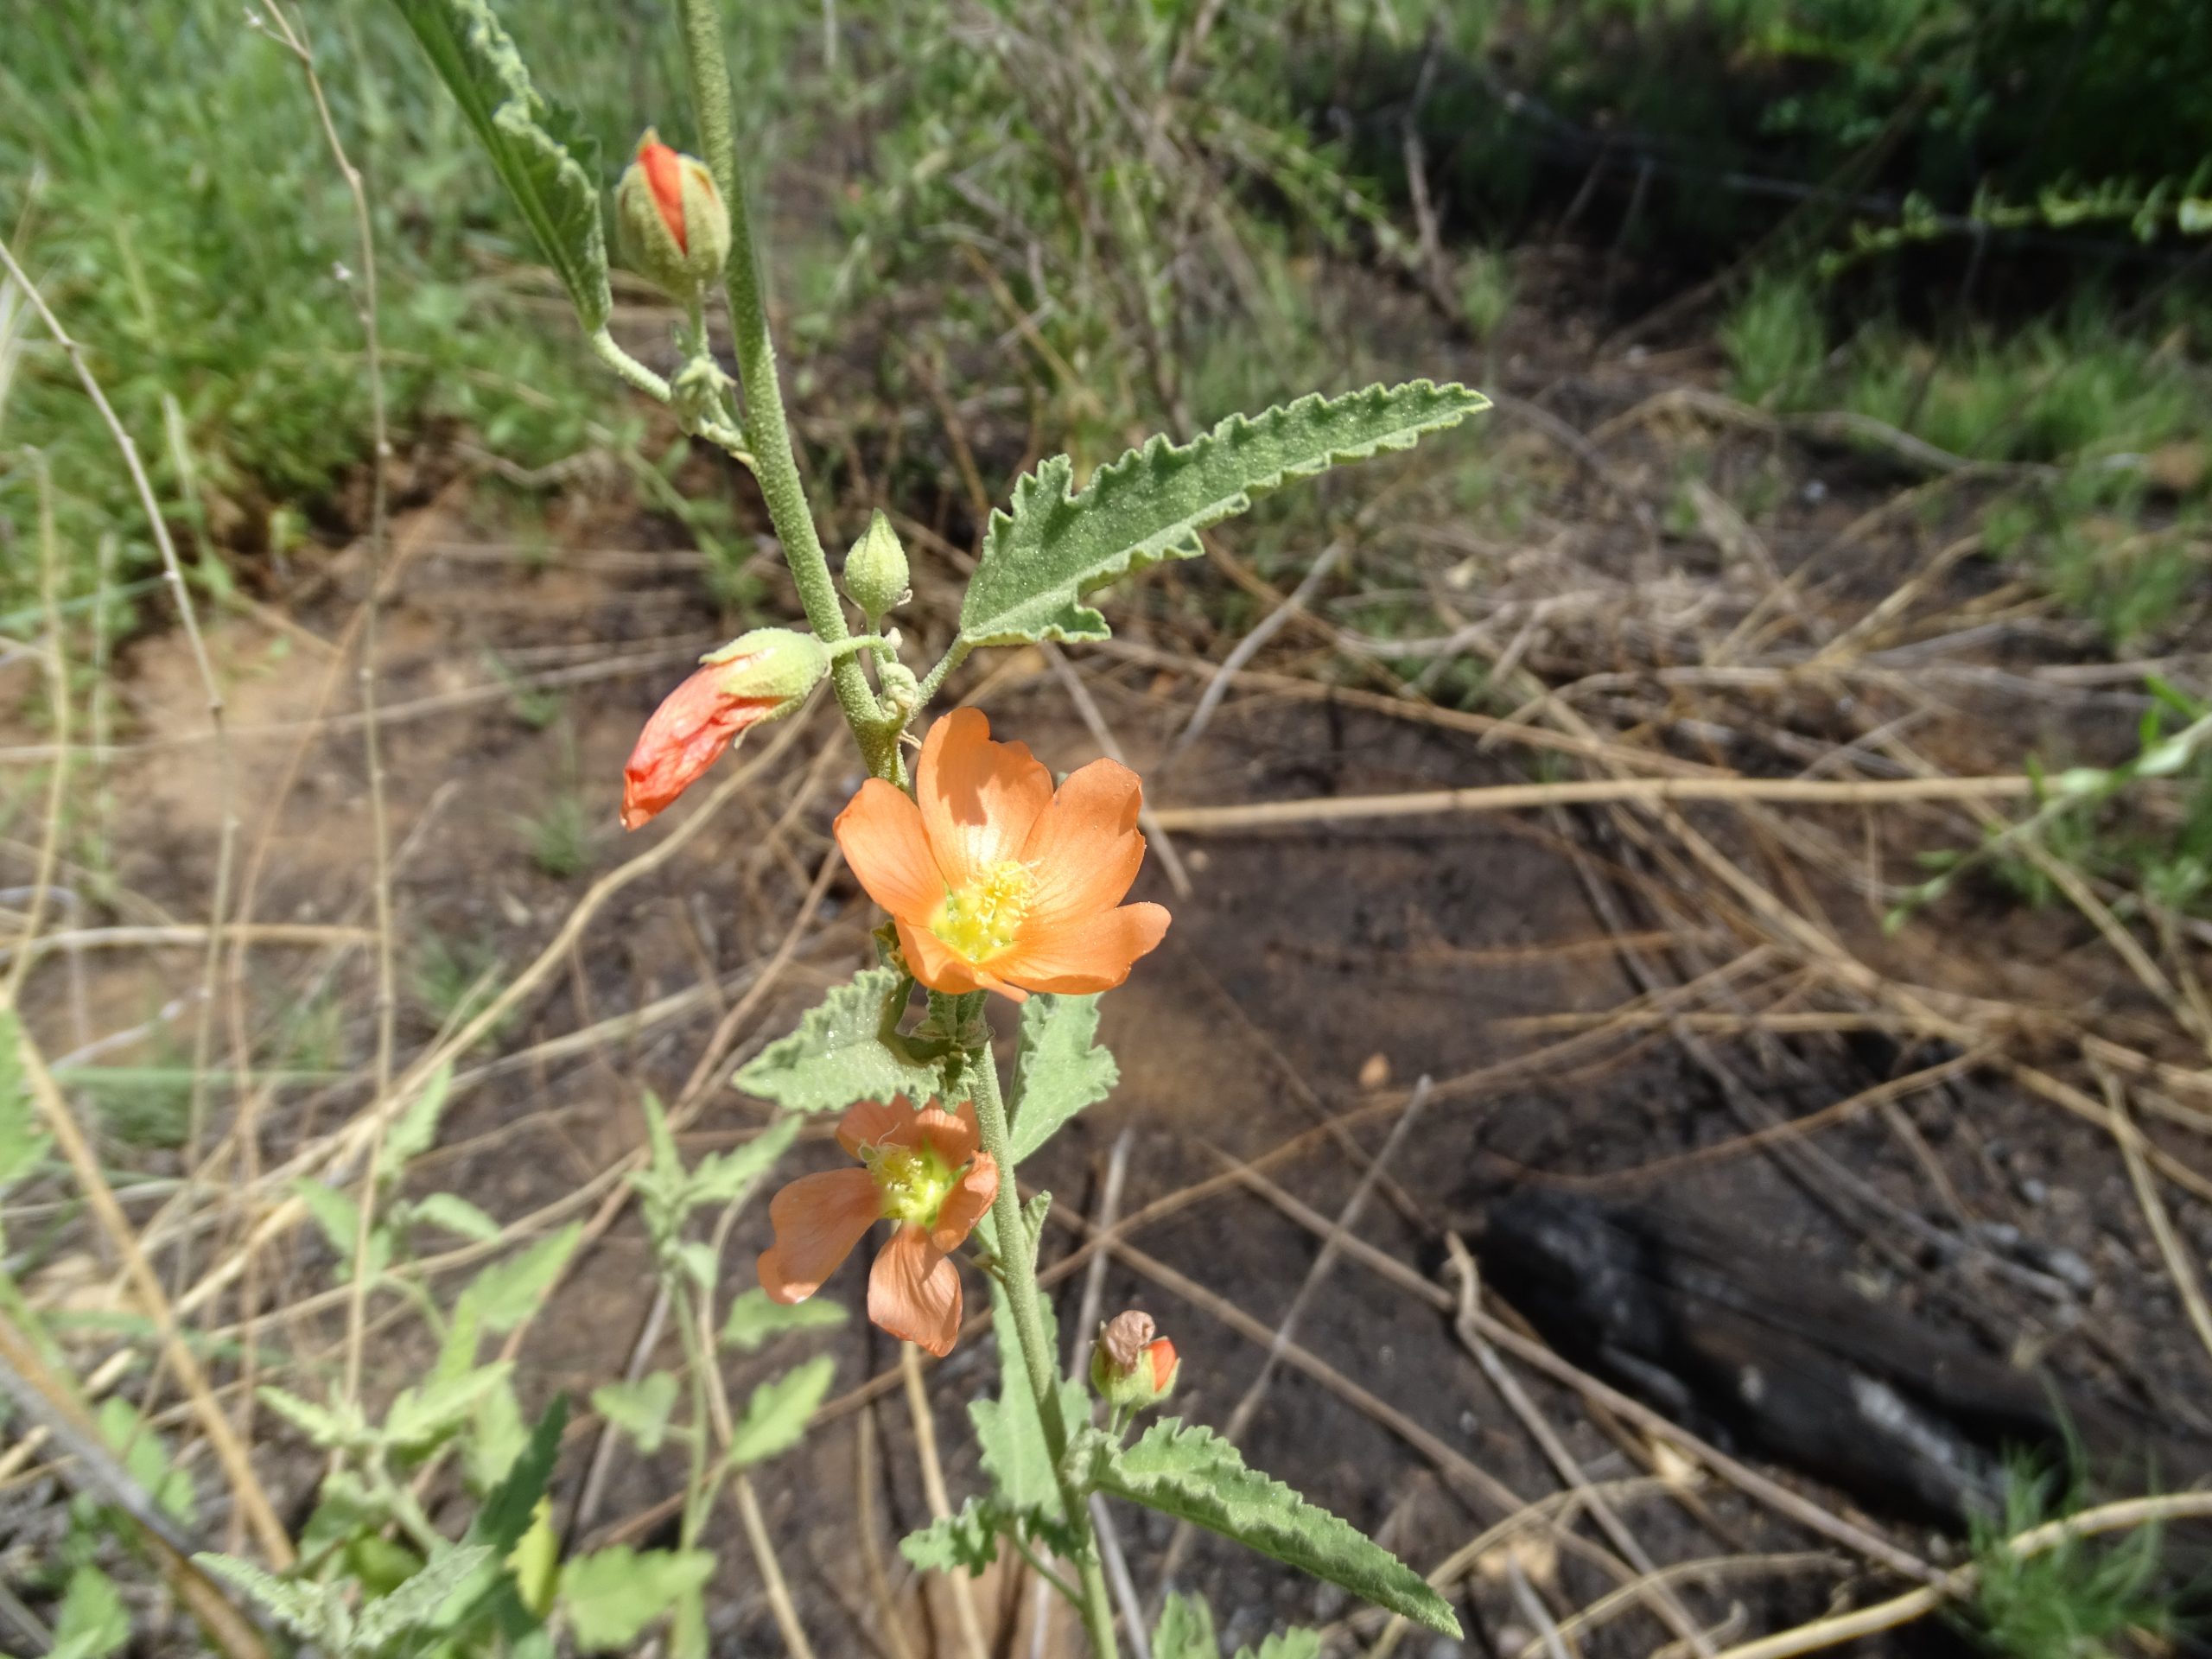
top-left (1090, 1312), bottom-right (1178, 1409)
top-left (621, 629), bottom-right (828, 830)
top-left (616, 130), bottom-right (731, 302)
top-left (842, 511), bottom-right (911, 627)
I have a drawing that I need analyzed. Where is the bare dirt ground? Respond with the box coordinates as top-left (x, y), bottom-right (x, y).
top-left (9, 260), bottom-right (2212, 1656)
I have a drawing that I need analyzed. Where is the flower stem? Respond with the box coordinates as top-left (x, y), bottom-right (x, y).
top-left (671, 0), bottom-right (901, 783)
top-left (965, 1046), bottom-right (1122, 1658)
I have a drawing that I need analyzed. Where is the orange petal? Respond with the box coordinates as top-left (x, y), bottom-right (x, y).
top-left (918, 709), bottom-right (1052, 890)
top-left (930, 1153), bottom-right (998, 1254)
top-left (893, 919), bottom-right (984, 994)
top-left (837, 1096), bottom-right (916, 1158)
top-left (757, 1168), bottom-right (880, 1302)
top-left (912, 1099), bottom-right (980, 1169)
top-left (996, 901), bottom-right (1171, 995)
top-left (620, 664), bottom-right (772, 830)
top-left (1019, 756), bottom-right (1147, 927)
top-left (836, 781), bottom-right (946, 925)
top-left (639, 137), bottom-right (688, 252)
top-left (868, 1224), bottom-right (963, 1356)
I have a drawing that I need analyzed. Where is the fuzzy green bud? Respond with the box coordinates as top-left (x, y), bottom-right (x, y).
top-left (616, 130), bottom-right (732, 302)
top-left (842, 511), bottom-right (912, 627)
top-left (700, 626), bottom-right (830, 697)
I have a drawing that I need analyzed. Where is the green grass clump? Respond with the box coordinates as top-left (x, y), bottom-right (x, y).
top-left (0, 0), bottom-right (818, 619)
top-left (1963, 1455), bottom-right (2175, 1659)
top-left (1723, 272), bottom-right (1828, 406)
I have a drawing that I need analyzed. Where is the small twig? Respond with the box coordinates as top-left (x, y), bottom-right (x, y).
top-left (1710, 1491), bottom-right (2212, 1659)
top-left (8, 1023), bottom-right (294, 1565)
top-left (1044, 645), bottom-right (1192, 899)
top-left (1147, 772), bottom-right (2037, 831)
top-left (1448, 1238), bottom-right (1716, 1659)
top-left (1164, 537), bottom-right (1348, 771)
top-left (900, 1343), bottom-right (994, 1659)
top-left (1154, 1077), bottom-right (1433, 1592)
top-left (2097, 1067), bottom-right (2212, 1376)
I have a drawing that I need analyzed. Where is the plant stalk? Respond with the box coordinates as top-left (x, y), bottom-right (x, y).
top-left (965, 1046), bottom-right (1122, 1657)
top-left (671, 0), bottom-right (900, 782)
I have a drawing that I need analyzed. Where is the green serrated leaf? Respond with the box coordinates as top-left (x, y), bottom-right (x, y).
top-left (689, 1115), bottom-right (802, 1207)
top-left (470, 1394), bottom-right (570, 1554)
top-left (97, 1396), bottom-right (194, 1525)
top-left (459, 1223), bottom-right (582, 1332)
top-left (733, 966), bottom-right (944, 1114)
top-left (386, 1361), bottom-right (514, 1452)
top-left (728, 1353), bottom-right (834, 1465)
top-left (961, 381), bottom-right (1486, 649)
top-left (1236, 1631), bottom-right (1323, 1659)
top-left (357, 1544), bottom-right (495, 1647)
top-left (1007, 994), bottom-right (1116, 1165)
top-left (721, 1286), bottom-right (849, 1351)
top-left (1152, 1591), bottom-right (1220, 1659)
top-left (592, 1370), bottom-right (681, 1454)
top-left (258, 1384), bottom-right (371, 1452)
top-left (969, 1279), bottom-right (1086, 1516)
top-left (559, 1546), bottom-right (715, 1651)
top-left (292, 1178), bottom-right (361, 1259)
top-left (385, 1062), bottom-right (456, 1173)
top-left (194, 1553), bottom-right (327, 1641)
top-left (48, 1566), bottom-right (129, 1659)
top-left (390, 0), bottom-right (611, 333)
top-left (1092, 1421), bottom-right (1459, 1637)
top-left (411, 1191), bottom-right (503, 1242)
top-left (899, 1497), bottom-right (1003, 1577)
top-left (468, 1376), bottom-right (529, 1491)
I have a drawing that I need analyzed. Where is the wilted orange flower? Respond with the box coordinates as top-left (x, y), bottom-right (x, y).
top-left (835, 709), bottom-right (1171, 1001)
top-left (758, 1096), bottom-right (998, 1356)
top-left (620, 629), bottom-right (826, 831)
top-left (621, 664), bottom-right (775, 830)
top-left (1091, 1310), bottom-right (1178, 1404)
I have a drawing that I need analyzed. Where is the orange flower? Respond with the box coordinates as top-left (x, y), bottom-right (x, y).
top-left (834, 709), bottom-right (1171, 1001)
top-left (758, 1096), bottom-right (998, 1356)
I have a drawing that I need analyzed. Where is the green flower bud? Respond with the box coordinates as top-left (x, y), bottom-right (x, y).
top-left (699, 626), bottom-right (831, 697)
top-left (1090, 1312), bottom-right (1179, 1412)
top-left (616, 130), bottom-right (732, 302)
top-left (842, 511), bottom-right (912, 627)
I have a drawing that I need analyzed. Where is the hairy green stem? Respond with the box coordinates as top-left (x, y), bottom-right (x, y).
top-left (671, 0), bottom-right (900, 782)
top-left (965, 1046), bottom-right (1121, 1657)
top-left (912, 638), bottom-right (974, 709)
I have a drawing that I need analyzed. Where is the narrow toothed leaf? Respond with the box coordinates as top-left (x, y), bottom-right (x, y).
top-left (390, 0), bottom-right (612, 333)
top-left (1090, 1420), bottom-right (1460, 1637)
top-left (960, 381), bottom-right (1487, 649)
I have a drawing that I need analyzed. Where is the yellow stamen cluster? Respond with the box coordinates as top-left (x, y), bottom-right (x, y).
top-left (866, 1142), bottom-right (958, 1228)
top-left (931, 860), bottom-right (1036, 963)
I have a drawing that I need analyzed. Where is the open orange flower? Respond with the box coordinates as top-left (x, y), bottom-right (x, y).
top-left (834, 709), bottom-right (1171, 1001)
top-left (758, 1096), bottom-right (997, 1356)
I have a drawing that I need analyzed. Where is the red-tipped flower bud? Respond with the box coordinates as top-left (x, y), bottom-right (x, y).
top-left (616, 130), bottom-right (731, 301)
top-left (621, 628), bottom-right (828, 830)
top-left (1090, 1311), bottom-right (1178, 1409)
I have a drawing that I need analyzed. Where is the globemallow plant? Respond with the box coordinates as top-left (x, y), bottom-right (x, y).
top-left (228, 1), bottom-right (1494, 1651)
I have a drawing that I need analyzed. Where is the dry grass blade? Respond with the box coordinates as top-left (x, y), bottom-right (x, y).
top-left (1710, 1492), bottom-right (2212, 1659)
top-left (1147, 772), bottom-right (2037, 831)
top-left (9, 1020), bottom-right (294, 1565)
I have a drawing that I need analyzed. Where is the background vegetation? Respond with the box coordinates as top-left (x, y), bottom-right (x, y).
top-left (5, 0), bottom-right (2212, 1654)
